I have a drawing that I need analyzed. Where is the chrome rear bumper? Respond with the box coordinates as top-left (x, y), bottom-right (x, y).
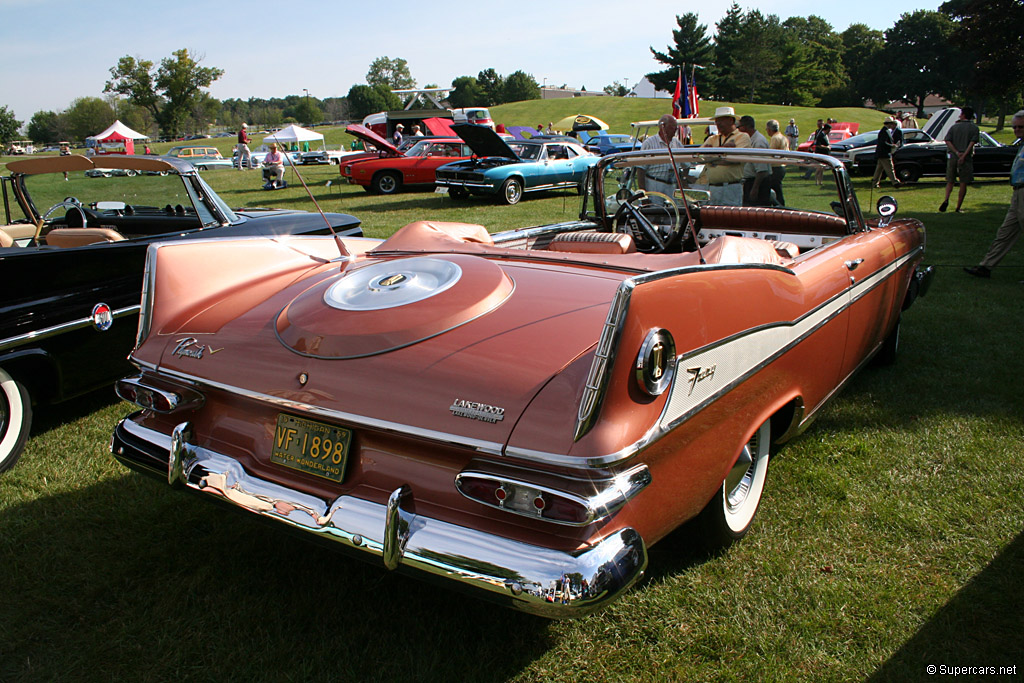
top-left (111, 416), bottom-right (648, 618)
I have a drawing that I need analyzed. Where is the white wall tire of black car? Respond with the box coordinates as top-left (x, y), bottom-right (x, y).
top-left (698, 419), bottom-right (771, 546)
top-left (0, 367), bottom-right (33, 473)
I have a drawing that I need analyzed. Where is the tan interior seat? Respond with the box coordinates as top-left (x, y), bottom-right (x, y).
top-left (547, 231), bottom-right (637, 254)
top-left (0, 228), bottom-right (13, 248)
top-left (45, 227), bottom-right (126, 248)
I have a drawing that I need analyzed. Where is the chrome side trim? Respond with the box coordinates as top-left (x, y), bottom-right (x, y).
top-left (0, 305), bottom-right (140, 352)
top-left (574, 279), bottom-right (634, 440)
top-left (112, 418), bottom-right (648, 618)
top-left (511, 246), bottom-right (922, 468)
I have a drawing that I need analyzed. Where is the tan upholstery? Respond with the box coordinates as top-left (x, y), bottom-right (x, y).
top-left (699, 206), bottom-right (847, 236)
top-left (45, 227), bottom-right (126, 248)
top-left (373, 221), bottom-right (494, 252)
top-left (772, 241), bottom-right (800, 259)
top-left (0, 228), bottom-right (13, 248)
top-left (547, 231), bottom-right (637, 254)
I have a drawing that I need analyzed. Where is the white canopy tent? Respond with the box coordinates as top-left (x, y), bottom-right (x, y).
top-left (86, 120), bottom-right (148, 141)
top-left (261, 124), bottom-right (324, 145)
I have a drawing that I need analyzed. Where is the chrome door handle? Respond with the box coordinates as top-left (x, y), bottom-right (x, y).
top-left (845, 258), bottom-right (864, 271)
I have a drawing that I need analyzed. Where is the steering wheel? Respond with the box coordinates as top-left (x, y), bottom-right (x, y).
top-left (613, 190), bottom-right (685, 253)
top-left (41, 197), bottom-right (88, 228)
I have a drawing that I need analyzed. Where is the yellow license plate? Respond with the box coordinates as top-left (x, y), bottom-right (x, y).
top-left (271, 414), bottom-right (352, 483)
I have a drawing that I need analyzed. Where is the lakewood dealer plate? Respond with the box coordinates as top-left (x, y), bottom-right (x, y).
top-left (271, 414), bottom-right (352, 483)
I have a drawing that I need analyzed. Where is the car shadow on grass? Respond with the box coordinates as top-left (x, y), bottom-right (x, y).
top-left (867, 531), bottom-right (1024, 681)
top-left (0, 475), bottom-right (558, 682)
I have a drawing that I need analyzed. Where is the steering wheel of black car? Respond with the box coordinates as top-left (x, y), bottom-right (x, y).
top-left (613, 190), bottom-right (684, 253)
top-left (42, 198), bottom-right (88, 228)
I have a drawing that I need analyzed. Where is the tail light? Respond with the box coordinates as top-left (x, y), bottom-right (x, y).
top-left (456, 474), bottom-right (591, 525)
top-left (116, 376), bottom-right (204, 413)
top-left (455, 464), bottom-right (651, 527)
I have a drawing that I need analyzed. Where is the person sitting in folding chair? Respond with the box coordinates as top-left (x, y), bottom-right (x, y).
top-left (262, 143), bottom-right (287, 189)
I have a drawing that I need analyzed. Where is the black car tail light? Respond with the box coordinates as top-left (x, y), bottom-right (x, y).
top-left (116, 376), bottom-right (204, 414)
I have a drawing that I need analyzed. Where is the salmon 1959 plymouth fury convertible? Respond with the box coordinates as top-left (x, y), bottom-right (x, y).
top-left (111, 147), bottom-right (933, 617)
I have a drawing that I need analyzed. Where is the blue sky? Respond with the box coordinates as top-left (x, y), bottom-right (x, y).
top-left (0, 0), bottom-right (938, 124)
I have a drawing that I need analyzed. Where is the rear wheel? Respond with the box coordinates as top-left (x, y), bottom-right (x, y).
top-left (500, 178), bottom-right (523, 205)
top-left (875, 315), bottom-right (901, 365)
top-left (697, 419), bottom-right (771, 546)
top-left (895, 164), bottom-right (920, 183)
top-left (373, 172), bottom-right (402, 195)
top-left (0, 368), bottom-right (32, 474)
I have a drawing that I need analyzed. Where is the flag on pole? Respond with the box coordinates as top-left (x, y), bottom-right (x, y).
top-left (688, 70), bottom-right (700, 117)
top-left (672, 69), bottom-right (683, 119)
top-left (681, 72), bottom-right (692, 118)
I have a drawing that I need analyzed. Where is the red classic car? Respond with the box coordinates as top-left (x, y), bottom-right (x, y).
top-left (349, 137), bottom-right (472, 194)
top-left (797, 122), bottom-right (859, 152)
top-left (111, 148), bottom-right (932, 618)
top-left (339, 125), bottom-right (460, 189)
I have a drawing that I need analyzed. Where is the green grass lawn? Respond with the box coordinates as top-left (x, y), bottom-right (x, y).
top-left (2, 121), bottom-right (1023, 682)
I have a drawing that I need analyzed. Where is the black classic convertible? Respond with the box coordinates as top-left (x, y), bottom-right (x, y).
top-left (0, 154), bottom-right (362, 472)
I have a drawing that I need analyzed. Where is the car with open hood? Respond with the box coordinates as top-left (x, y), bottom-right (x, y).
top-left (347, 137), bottom-right (472, 195)
top-left (339, 125), bottom-right (457, 184)
top-left (434, 123), bottom-right (598, 204)
top-left (0, 154), bottom-right (362, 473)
top-left (109, 146), bottom-right (933, 617)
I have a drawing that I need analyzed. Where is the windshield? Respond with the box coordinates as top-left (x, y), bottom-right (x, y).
top-left (588, 149), bottom-right (864, 247)
top-left (508, 142), bottom-right (542, 160)
top-left (16, 167), bottom-right (231, 233)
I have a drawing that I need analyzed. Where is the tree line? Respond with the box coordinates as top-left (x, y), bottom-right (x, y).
top-left (648, 2), bottom-right (1023, 124)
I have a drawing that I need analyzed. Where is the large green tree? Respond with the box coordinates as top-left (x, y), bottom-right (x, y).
top-left (105, 49), bottom-right (223, 137)
top-left (502, 71), bottom-right (541, 103)
top-left (837, 24), bottom-right (887, 106)
top-left (346, 84), bottom-right (402, 120)
top-left (714, 9), bottom-right (787, 103)
top-left (476, 69), bottom-right (505, 106)
top-left (876, 10), bottom-right (962, 116)
top-left (941, 0), bottom-right (1024, 123)
top-left (65, 97), bottom-right (115, 140)
top-left (648, 12), bottom-right (717, 94)
top-left (26, 110), bottom-right (66, 144)
top-left (449, 76), bottom-right (486, 108)
top-left (0, 105), bottom-right (22, 145)
top-left (366, 56), bottom-right (416, 91)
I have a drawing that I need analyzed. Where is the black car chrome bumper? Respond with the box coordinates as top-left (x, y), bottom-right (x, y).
top-left (110, 415), bottom-right (648, 618)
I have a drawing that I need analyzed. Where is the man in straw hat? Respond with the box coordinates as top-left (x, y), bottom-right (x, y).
top-left (698, 106), bottom-right (750, 206)
top-left (871, 117), bottom-right (903, 189)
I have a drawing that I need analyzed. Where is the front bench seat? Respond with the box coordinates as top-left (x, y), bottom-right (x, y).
top-left (45, 227), bottom-right (126, 248)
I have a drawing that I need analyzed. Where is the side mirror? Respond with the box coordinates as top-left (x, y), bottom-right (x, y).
top-left (876, 196), bottom-right (897, 227)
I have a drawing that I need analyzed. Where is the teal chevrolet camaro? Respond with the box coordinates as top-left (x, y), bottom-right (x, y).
top-left (435, 123), bottom-right (599, 205)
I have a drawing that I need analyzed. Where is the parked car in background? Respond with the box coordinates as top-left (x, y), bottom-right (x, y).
top-left (850, 131), bottom-right (1020, 182)
top-left (166, 146), bottom-right (234, 171)
top-left (830, 128), bottom-right (935, 166)
top-left (348, 138), bottom-right (472, 194)
top-left (110, 147), bottom-right (932, 617)
top-left (583, 133), bottom-right (640, 155)
top-left (797, 126), bottom-right (857, 152)
top-left (299, 146), bottom-right (359, 166)
top-left (340, 125), bottom-right (458, 183)
top-left (451, 107), bottom-right (495, 130)
top-left (435, 124), bottom-right (599, 204)
top-left (0, 154), bottom-right (363, 473)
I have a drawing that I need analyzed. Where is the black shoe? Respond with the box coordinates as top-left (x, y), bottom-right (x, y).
top-left (939, 201), bottom-right (948, 212)
top-left (964, 266), bottom-right (991, 278)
